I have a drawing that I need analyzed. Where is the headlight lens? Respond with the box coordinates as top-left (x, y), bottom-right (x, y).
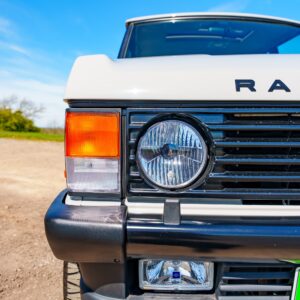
top-left (137, 120), bottom-right (207, 189)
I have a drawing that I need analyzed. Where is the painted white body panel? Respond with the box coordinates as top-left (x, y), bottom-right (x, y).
top-left (64, 54), bottom-right (300, 101)
top-left (64, 13), bottom-right (300, 102)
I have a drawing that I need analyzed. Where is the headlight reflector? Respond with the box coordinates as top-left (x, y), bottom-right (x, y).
top-left (137, 120), bottom-right (207, 189)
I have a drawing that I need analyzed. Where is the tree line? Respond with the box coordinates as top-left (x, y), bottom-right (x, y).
top-left (0, 96), bottom-right (44, 132)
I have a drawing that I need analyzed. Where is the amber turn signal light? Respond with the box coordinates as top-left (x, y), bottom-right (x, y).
top-left (65, 112), bottom-right (120, 157)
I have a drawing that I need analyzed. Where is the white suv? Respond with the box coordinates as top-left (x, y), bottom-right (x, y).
top-left (45, 13), bottom-right (300, 300)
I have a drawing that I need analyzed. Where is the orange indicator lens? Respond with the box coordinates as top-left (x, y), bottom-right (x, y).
top-left (65, 112), bottom-right (120, 157)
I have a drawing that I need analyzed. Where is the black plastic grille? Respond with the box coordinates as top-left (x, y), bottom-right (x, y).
top-left (126, 106), bottom-right (300, 205)
top-left (218, 262), bottom-right (295, 299)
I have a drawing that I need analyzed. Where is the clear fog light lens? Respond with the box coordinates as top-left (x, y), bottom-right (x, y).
top-left (137, 120), bottom-right (207, 189)
top-left (139, 259), bottom-right (214, 291)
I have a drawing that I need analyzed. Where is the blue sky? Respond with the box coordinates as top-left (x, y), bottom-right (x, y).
top-left (0, 0), bottom-right (299, 126)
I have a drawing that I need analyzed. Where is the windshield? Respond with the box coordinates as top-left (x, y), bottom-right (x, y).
top-left (122, 18), bottom-right (300, 58)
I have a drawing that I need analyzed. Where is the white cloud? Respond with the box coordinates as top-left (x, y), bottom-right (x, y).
top-left (208, 0), bottom-right (250, 12)
top-left (0, 17), bottom-right (15, 38)
top-left (0, 41), bottom-right (30, 56)
top-left (7, 44), bottom-right (29, 55)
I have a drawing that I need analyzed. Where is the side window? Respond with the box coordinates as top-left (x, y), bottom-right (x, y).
top-left (278, 35), bottom-right (300, 54)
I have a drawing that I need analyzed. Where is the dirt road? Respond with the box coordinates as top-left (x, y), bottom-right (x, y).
top-left (0, 139), bottom-right (65, 300)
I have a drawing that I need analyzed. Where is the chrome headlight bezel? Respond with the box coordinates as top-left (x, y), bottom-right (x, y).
top-left (136, 118), bottom-right (209, 191)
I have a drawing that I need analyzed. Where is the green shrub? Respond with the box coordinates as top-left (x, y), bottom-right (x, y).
top-left (0, 108), bottom-right (40, 132)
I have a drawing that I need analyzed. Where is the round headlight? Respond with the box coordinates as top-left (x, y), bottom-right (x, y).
top-left (137, 120), bottom-right (208, 189)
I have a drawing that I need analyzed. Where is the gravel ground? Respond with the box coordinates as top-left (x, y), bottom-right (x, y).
top-left (0, 139), bottom-right (65, 300)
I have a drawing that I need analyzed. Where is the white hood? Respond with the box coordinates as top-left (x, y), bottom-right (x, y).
top-left (64, 54), bottom-right (300, 102)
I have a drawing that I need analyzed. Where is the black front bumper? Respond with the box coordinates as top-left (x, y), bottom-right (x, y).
top-left (127, 219), bottom-right (300, 260)
top-left (45, 190), bottom-right (126, 263)
top-left (45, 190), bottom-right (300, 262)
top-left (45, 191), bottom-right (300, 299)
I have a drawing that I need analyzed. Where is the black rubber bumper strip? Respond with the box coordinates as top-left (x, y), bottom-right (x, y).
top-left (44, 190), bottom-right (126, 263)
top-left (127, 219), bottom-right (300, 260)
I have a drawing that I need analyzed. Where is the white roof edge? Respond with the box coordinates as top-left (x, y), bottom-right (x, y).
top-left (126, 12), bottom-right (300, 27)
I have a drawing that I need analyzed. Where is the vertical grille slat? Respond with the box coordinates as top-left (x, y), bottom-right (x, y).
top-left (126, 106), bottom-right (300, 205)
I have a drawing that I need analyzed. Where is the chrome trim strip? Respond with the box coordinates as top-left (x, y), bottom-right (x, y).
top-left (125, 200), bottom-right (300, 217)
top-left (126, 13), bottom-right (300, 27)
top-left (65, 195), bottom-right (120, 206)
top-left (66, 195), bottom-right (300, 217)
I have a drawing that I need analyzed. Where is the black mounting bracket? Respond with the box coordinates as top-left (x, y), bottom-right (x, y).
top-left (163, 199), bottom-right (181, 225)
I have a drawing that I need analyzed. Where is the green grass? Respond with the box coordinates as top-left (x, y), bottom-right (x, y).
top-left (0, 130), bottom-right (64, 142)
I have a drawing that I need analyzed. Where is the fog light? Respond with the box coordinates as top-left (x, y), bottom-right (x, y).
top-left (139, 259), bottom-right (214, 291)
